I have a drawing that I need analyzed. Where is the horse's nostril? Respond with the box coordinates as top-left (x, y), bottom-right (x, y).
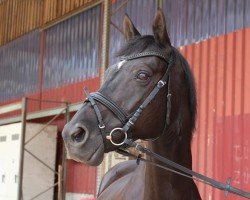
top-left (71, 128), bottom-right (86, 143)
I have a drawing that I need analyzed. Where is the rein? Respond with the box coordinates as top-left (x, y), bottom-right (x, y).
top-left (119, 140), bottom-right (250, 199)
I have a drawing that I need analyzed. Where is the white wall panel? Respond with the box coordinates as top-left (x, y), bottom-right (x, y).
top-left (0, 123), bottom-right (57, 200)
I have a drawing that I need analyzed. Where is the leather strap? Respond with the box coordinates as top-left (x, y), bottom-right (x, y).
top-left (89, 92), bottom-right (130, 124)
top-left (122, 140), bottom-right (250, 199)
top-left (83, 88), bottom-right (105, 130)
top-left (122, 53), bottom-right (174, 133)
top-left (121, 51), bottom-right (168, 62)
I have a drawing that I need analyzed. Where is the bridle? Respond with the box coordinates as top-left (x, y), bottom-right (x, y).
top-left (83, 49), bottom-right (250, 199)
top-left (84, 50), bottom-right (174, 146)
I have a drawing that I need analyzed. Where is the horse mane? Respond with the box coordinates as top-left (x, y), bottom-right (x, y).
top-left (173, 47), bottom-right (197, 132)
top-left (117, 35), bottom-right (197, 133)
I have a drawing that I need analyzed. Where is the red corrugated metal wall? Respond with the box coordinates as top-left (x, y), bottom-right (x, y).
top-left (67, 160), bottom-right (97, 194)
top-left (181, 28), bottom-right (250, 199)
top-left (40, 77), bottom-right (100, 110)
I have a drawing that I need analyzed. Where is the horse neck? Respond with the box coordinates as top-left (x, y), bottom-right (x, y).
top-left (144, 120), bottom-right (194, 199)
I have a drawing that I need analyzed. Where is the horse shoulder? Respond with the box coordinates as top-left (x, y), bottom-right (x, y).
top-left (98, 160), bottom-right (146, 200)
top-left (98, 160), bottom-right (139, 195)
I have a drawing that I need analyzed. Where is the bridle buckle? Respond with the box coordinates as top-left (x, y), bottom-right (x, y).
top-left (99, 124), bottom-right (105, 129)
top-left (157, 80), bottom-right (166, 88)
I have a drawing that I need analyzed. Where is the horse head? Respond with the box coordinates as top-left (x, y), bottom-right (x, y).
top-left (62, 10), bottom-right (196, 166)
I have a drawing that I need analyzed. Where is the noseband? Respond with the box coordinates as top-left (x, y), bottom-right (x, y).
top-left (84, 50), bottom-right (175, 146)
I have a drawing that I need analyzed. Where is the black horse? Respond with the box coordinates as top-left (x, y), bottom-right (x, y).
top-left (62, 10), bottom-right (201, 200)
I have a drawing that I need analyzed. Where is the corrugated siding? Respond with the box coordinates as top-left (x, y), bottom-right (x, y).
top-left (109, 0), bottom-right (156, 64)
top-left (182, 28), bottom-right (250, 200)
top-left (162, 0), bottom-right (250, 47)
top-left (40, 78), bottom-right (100, 110)
top-left (0, 30), bottom-right (40, 102)
top-left (43, 5), bottom-right (101, 90)
top-left (67, 160), bottom-right (97, 194)
top-left (109, 0), bottom-right (250, 64)
top-left (0, 5), bottom-right (101, 113)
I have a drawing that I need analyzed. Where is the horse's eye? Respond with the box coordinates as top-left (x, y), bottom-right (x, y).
top-left (136, 72), bottom-right (150, 81)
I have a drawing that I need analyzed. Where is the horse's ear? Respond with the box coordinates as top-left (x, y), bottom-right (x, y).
top-left (152, 9), bottom-right (171, 48)
top-left (123, 14), bottom-right (141, 41)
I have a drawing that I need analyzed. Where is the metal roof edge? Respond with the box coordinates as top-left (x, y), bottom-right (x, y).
top-left (0, 101), bottom-right (84, 126)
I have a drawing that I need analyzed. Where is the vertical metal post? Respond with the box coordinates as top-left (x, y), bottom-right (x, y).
top-left (38, 31), bottom-right (45, 109)
top-left (157, 0), bottom-right (163, 9)
top-left (58, 165), bottom-right (63, 200)
top-left (17, 97), bottom-right (27, 200)
top-left (100, 0), bottom-right (111, 83)
top-left (61, 103), bottom-right (70, 200)
top-left (99, 0), bottom-right (111, 192)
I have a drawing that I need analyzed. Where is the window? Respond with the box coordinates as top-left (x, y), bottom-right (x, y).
top-left (11, 134), bottom-right (19, 141)
top-left (15, 175), bottom-right (18, 183)
top-left (1, 175), bottom-right (5, 183)
top-left (0, 136), bottom-right (6, 142)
